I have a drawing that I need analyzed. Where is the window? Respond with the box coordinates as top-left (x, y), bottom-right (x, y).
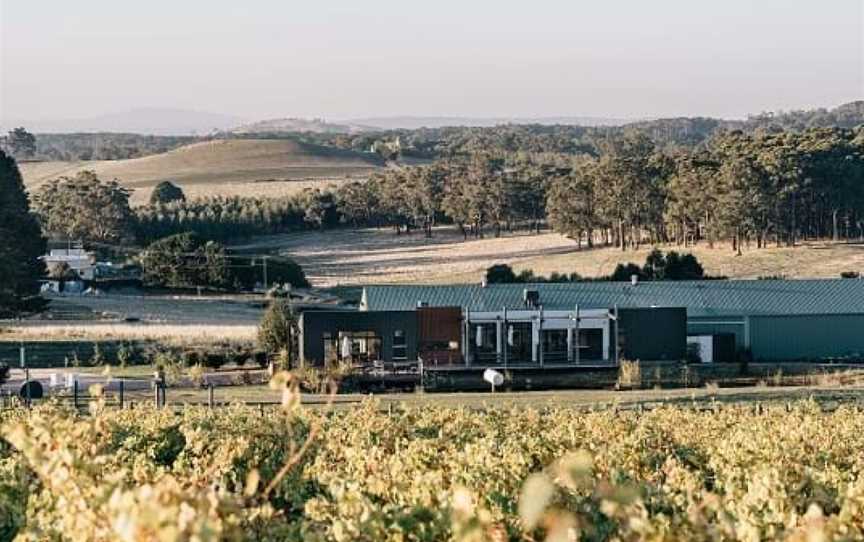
top-left (393, 330), bottom-right (407, 360)
top-left (505, 322), bottom-right (532, 362)
top-left (324, 331), bottom-right (382, 364)
top-left (542, 329), bottom-right (568, 363)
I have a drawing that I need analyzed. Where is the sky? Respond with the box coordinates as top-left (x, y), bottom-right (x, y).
top-left (0, 0), bottom-right (862, 123)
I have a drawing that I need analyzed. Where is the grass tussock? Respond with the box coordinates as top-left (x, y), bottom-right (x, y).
top-left (617, 360), bottom-right (642, 389)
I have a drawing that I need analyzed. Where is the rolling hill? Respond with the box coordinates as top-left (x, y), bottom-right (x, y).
top-left (231, 118), bottom-right (374, 134)
top-left (19, 139), bottom-right (384, 203)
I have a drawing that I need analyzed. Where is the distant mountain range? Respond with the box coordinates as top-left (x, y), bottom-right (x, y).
top-left (3, 108), bottom-right (635, 135)
top-left (4, 102), bottom-right (861, 136)
top-left (1, 108), bottom-right (247, 136)
top-left (348, 116), bottom-right (633, 130)
top-left (232, 117), bottom-right (374, 135)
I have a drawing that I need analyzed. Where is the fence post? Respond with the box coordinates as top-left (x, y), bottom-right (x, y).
top-left (118, 380), bottom-right (125, 409)
top-left (73, 380), bottom-right (79, 410)
top-left (154, 382), bottom-right (161, 409)
top-left (208, 383), bottom-right (214, 409)
top-left (24, 368), bottom-right (31, 409)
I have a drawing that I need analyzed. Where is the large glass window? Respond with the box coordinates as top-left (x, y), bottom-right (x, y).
top-left (505, 322), bottom-right (532, 363)
top-left (470, 323), bottom-right (498, 363)
top-left (577, 329), bottom-right (604, 360)
top-left (323, 331), bottom-right (382, 364)
top-left (542, 329), bottom-right (568, 364)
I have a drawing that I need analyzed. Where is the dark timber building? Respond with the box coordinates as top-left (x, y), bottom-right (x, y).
top-left (357, 279), bottom-right (864, 363)
top-left (298, 284), bottom-right (688, 367)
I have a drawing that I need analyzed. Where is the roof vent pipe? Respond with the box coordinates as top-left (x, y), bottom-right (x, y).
top-left (631, 274), bottom-right (639, 286)
top-left (481, 278), bottom-right (488, 288)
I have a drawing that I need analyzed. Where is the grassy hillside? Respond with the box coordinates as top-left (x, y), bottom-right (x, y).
top-left (19, 139), bottom-right (383, 204)
top-left (234, 228), bottom-right (864, 286)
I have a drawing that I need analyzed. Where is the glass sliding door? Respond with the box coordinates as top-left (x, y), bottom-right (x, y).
top-left (470, 323), bottom-right (498, 364)
top-left (541, 329), bottom-right (568, 364)
top-left (505, 322), bottom-right (532, 363)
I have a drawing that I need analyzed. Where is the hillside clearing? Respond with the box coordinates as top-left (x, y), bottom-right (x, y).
top-left (235, 228), bottom-right (864, 286)
top-left (19, 139), bottom-right (382, 204)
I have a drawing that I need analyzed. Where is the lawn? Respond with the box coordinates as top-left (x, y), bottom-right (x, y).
top-left (119, 381), bottom-right (864, 411)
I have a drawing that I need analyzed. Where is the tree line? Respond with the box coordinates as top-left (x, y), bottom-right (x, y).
top-left (336, 127), bottom-right (864, 251)
top-left (484, 249), bottom-right (711, 284)
top-left (27, 125), bottom-right (864, 256)
top-left (5, 101), bottom-right (861, 164)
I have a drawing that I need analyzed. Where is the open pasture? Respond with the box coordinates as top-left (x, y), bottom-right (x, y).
top-left (235, 227), bottom-right (864, 287)
top-left (19, 139), bottom-right (381, 204)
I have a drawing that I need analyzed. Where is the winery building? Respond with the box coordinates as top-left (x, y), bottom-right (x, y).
top-left (348, 279), bottom-right (864, 361)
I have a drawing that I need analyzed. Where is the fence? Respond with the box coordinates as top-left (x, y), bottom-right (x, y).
top-left (1, 380), bottom-right (362, 412)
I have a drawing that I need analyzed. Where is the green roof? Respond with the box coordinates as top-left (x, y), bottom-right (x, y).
top-left (361, 280), bottom-right (864, 318)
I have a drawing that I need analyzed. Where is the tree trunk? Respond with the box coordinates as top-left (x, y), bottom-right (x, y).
top-left (619, 220), bottom-right (626, 251)
top-left (833, 209), bottom-right (839, 242)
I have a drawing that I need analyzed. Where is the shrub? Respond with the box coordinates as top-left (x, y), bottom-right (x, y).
top-left (610, 262), bottom-right (645, 282)
top-left (90, 343), bottom-right (104, 366)
top-left (116, 343), bottom-right (134, 368)
top-left (258, 300), bottom-right (298, 357)
top-left (149, 181), bottom-right (185, 205)
top-left (616, 360), bottom-right (642, 389)
top-left (180, 349), bottom-right (202, 367)
top-left (201, 352), bottom-right (226, 370)
top-left (139, 232), bottom-right (230, 290)
top-left (485, 264), bottom-right (518, 284)
top-left (187, 364), bottom-right (205, 387)
top-left (252, 350), bottom-right (268, 368)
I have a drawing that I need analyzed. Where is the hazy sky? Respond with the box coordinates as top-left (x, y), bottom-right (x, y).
top-left (1, 0), bottom-right (862, 122)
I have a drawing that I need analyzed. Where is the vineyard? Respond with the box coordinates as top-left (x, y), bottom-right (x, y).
top-left (1, 386), bottom-right (863, 541)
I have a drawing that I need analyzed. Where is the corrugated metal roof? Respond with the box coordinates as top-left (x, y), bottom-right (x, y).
top-left (361, 280), bottom-right (864, 317)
